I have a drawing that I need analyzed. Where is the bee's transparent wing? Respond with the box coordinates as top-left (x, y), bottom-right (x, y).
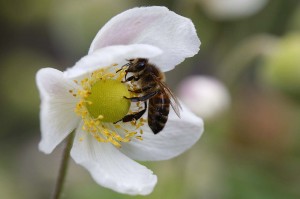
top-left (153, 76), bottom-right (182, 118)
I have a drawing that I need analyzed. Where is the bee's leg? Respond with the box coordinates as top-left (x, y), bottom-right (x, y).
top-left (122, 75), bottom-right (140, 83)
top-left (114, 102), bottom-right (147, 123)
top-left (124, 90), bottom-right (158, 102)
top-left (128, 84), bottom-right (153, 93)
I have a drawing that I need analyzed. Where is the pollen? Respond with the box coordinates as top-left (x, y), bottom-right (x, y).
top-left (72, 64), bottom-right (146, 147)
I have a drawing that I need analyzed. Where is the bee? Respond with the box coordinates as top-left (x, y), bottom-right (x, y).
top-left (116, 58), bottom-right (182, 134)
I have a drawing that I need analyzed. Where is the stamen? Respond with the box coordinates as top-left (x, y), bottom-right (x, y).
top-left (71, 64), bottom-right (146, 147)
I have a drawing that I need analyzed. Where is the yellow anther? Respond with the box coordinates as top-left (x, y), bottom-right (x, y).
top-left (135, 136), bottom-right (143, 140)
top-left (114, 124), bottom-right (121, 129)
top-left (122, 138), bottom-right (131, 142)
top-left (126, 132), bottom-right (137, 138)
top-left (112, 140), bottom-right (121, 148)
top-left (113, 134), bottom-right (123, 142)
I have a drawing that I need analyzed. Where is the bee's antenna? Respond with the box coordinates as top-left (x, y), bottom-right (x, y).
top-left (116, 64), bottom-right (128, 73)
top-left (116, 61), bottom-right (132, 73)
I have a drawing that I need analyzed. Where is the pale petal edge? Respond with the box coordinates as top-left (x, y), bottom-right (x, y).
top-left (71, 126), bottom-right (157, 195)
top-left (88, 6), bottom-right (200, 72)
top-left (36, 68), bottom-right (79, 154)
top-left (64, 44), bottom-right (162, 79)
top-left (120, 103), bottom-right (204, 161)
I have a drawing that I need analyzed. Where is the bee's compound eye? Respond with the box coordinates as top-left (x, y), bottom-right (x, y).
top-left (136, 59), bottom-right (148, 69)
top-left (137, 62), bottom-right (145, 69)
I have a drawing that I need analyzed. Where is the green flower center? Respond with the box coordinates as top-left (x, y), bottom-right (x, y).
top-left (72, 66), bottom-right (146, 148)
top-left (86, 79), bottom-right (130, 123)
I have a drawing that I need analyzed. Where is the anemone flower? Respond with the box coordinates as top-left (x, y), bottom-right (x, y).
top-left (36, 6), bottom-right (203, 195)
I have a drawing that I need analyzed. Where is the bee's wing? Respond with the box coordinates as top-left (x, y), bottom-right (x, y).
top-left (153, 76), bottom-right (182, 118)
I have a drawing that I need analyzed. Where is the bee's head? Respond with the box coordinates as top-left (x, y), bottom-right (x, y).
top-left (127, 58), bottom-right (148, 72)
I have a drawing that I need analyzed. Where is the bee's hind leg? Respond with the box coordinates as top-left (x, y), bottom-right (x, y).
top-left (128, 84), bottom-right (153, 93)
top-left (124, 90), bottom-right (158, 102)
top-left (115, 91), bottom-right (158, 123)
top-left (114, 102), bottom-right (147, 123)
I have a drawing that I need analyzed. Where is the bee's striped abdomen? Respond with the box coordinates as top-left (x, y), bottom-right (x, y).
top-left (148, 91), bottom-right (170, 134)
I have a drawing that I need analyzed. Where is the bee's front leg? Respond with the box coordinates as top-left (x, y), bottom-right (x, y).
top-left (122, 75), bottom-right (140, 83)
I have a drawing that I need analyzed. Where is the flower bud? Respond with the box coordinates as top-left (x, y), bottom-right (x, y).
top-left (261, 33), bottom-right (300, 100)
top-left (178, 76), bottom-right (231, 119)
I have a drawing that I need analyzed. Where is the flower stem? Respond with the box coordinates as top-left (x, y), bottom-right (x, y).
top-left (52, 131), bottom-right (75, 199)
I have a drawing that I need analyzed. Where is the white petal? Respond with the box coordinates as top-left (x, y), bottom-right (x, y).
top-left (120, 103), bottom-right (204, 161)
top-left (64, 44), bottom-right (162, 79)
top-left (71, 126), bottom-right (157, 195)
top-left (36, 68), bottom-right (80, 154)
top-left (89, 6), bottom-right (200, 72)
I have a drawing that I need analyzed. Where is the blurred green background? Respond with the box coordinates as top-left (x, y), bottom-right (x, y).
top-left (1, 0), bottom-right (300, 198)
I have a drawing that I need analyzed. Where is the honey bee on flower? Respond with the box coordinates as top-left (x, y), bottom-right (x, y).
top-left (36, 6), bottom-right (203, 195)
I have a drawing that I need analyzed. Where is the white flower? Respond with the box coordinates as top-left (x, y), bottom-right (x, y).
top-left (36, 6), bottom-right (203, 195)
top-left (199, 0), bottom-right (269, 20)
top-left (178, 75), bottom-right (230, 119)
